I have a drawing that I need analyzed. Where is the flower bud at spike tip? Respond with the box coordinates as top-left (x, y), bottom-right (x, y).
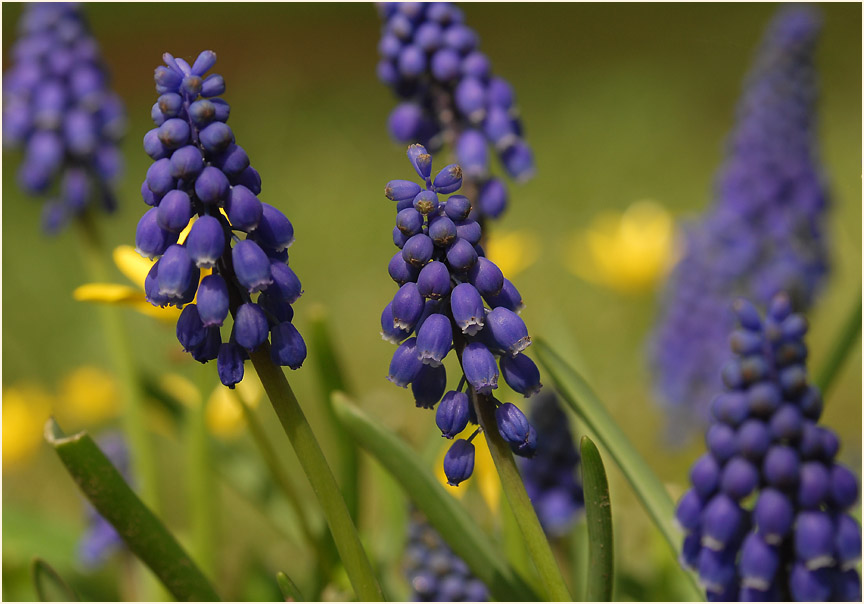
top-left (443, 439), bottom-right (474, 486)
top-left (217, 342), bottom-right (245, 388)
top-left (432, 163), bottom-right (462, 194)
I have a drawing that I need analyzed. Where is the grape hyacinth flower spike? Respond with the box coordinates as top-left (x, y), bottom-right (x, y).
top-left (403, 509), bottom-right (490, 602)
top-left (676, 294), bottom-right (860, 601)
top-left (383, 144), bottom-right (542, 485)
top-left (137, 51), bottom-right (306, 387)
top-left (376, 2), bottom-right (535, 223)
top-left (3, 3), bottom-right (126, 233)
top-left (649, 5), bottom-right (829, 437)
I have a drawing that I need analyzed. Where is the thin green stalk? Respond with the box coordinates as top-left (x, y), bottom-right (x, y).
top-left (188, 372), bottom-right (216, 577)
top-left (249, 347), bottom-right (383, 601)
top-left (815, 289), bottom-right (861, 397)
top-left (471, 389), bottom-right (572, 602)
top-left (76, 217), bottom-right (159, 514)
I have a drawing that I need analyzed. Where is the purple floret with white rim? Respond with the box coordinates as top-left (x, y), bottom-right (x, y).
top-left (137, 51), bottom-right (306, 387)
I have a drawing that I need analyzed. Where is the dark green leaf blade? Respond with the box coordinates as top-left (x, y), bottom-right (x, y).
top-left (44, 418), bottom-right (220, 602)
top-left (580, 436), bottom-right (614, 602)
top-left (276, 571), bottom-right (304, 602)
top-left (331, 392), bottom-right (541, 602)
top-left (31, 558), bottom-right (78, 602)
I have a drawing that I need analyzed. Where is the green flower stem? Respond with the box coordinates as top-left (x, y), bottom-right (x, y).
top-left (815, 289), bottom-right (861, 398)
top-left (234, 392), bottom-right (337, 580)
top-left (535, 339), bottom-right (705, 601)
top-left (188, 372), bottom-right (216, 577)
top-left (580, 436), bottom-right (614, 602)
top-left (470, 388), bottom-right (573, 602)
top-left (76, 216), bottom-right (160, 514)
top-left (249, 347), bottom-right (383, 602)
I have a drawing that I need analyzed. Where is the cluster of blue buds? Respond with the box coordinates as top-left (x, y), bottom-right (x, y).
top-left (382, 145), bottom-right (541, 486)
top-left (3, 2), bottom-right (126, 233)
top-left (520, 392), bottom-right (584, 538)
top-left (403, 510), bottom-right (489, 602)
top-left (78, 432), bottom-right (129, 568)
top-left (137, 51), bottom-right (306, 387)
top-left (676, 295), bottom-right (861, 601)
top-left (376, 2), bottom-right (534, 222)
top-left (649, 5), bottom-right (829, 435)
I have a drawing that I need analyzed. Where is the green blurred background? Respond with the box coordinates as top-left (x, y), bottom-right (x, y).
top-left (3, 2), bottom-right (861, 601)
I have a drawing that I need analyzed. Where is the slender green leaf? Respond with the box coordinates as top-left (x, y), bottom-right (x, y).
top-left (331, 392), bottom-right (542, 602)
top-left (308, 308), bottom-right (360, 522)
top-left (470, 390), bottom-right (572, 602)
top-left (44, 419), bottom-right (220, 602)
top-left (31, 558), bottom-right (78, 602)
top-left (580, 436), bottom-right (614, 602)
top-left (534, 339), bottom-right (704, 601)
top-left (815, 289), bottom-right (861, 397)
top-left (276, 571), bottom-right (304, 602)
top-left (250, 348), bottom-right (384, 602)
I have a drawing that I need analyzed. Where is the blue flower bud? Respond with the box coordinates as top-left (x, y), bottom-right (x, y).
top-left (146, 157), bottom-right (174, 195)
top-left (226, 184), bottom-right (263, 231)
top-left (417, 261), bottom-right (451, 300)
top-left (201, 73), bottom-right (225, 97)
top-left (443, 438), bottom-right (475, 486)
top-left (462, 342), bottom-right (498, 395)
top-left (430, 47), bottom-right (461, 81)
top-left (455, 130), bottom-right (488, 178)
top-left (499, 353), bottom-right (542, 397)
top-left (234, 302), bottom-right (269, 351)
top-left (501, 141), bottom-right (535, 182)
top-left (412, 363), bottom-right (447, 409)
top-left (485, 307), bottom-right (530, 357)
top-left (402, 233), bottom-right (434, 268)
top-left (144, 262), bottom-right (171, 307)
top-left (795, 461), bottom-right (830, 509)
top-left (194, 165), bottom-right (229, 205)
top-left (829, 464), bottom-right (858, 509)
top-left (156, 189), bottom-right (191, 233)
top-left (495, 402), bottom-right (536, 456)
top-left (444, 194), bottom-right (472, 221)
top-left (210, 98), bottom-right (230, 123)
top-left (763, 445), bottom-right (800, 488)
top-left (143, 128), bottom-right (169, 160)
top-left (795, 510), bottom-right (834, 569)
top-left (232, 239), bottom-right (273, 293)
top-left (387, 103), bottom-right (424, 142)
top-left (450, 283), bottom-right (485, 335)
top-left (381, 301), bottom-right (411, 344)
top-left (141, 180), bottom-right (161, 206)
top-left (397, 45), bottom-right (426, 79)
top-left (754, 488), bottom-right (795, 543)
top-left (269, 261), bottom-right (303, 304)
top-left (720, 457), bottom-right (759, 500)
top-left (698, 546), bottom-right (737, 595)
top-left (217, 342), bottom-right (244, 388)
top-left (157, 118), bottom-right (189, 149)
top-left (255, 203), bottom-right (295, 252)
top-left (690, 453), bottom-right (721, 498)
top-left (393, 226), bottom-right (409, 248)
top-left (676, 489), bottom-right (704, 532)
top-left (469, 257), bottom-right (504, 298)
top-left (180, 74), bottom-right (202, 97)
top-left (838, 569), bottom-right (862, 602)
top-left (747, 382), bottom-right (781, 416)
top-left (189, 99), bottom-right (217, 126)
top-left (199, 121), bottom-right (233, 153)
top-left (388, 251), bottom-right (419, 286)
top-left (705, 424), bottom-right (736, 462)
top-left (135, 208), bottom-right (177, 259)
top-left (740, 533), bottom-right (779, 591)
top-left (462, 51), bottom-right (491, 79)
top-left (258, 290), bottom-right (294, 324)
top-left (431, 163), bottom-right (462, 194)
top-left (270, 321), bottom-right (307, 369)
top-left (176, 304), bottom-right (206, 351)
top-left (396, 208), bottom-right (424, 235)
top-left (799, 386), bottom-right (823, 420)
top-left (60, 168), bottom-right (89, 211)
top-left (455, 219), bottom-right (481, 246)
top-left (157, 244), bottom-right (197, 301)
top-left (769, 404), bottom-right (803, 441)
top-left (436, 391), bottom-right (470, 438)
top-left (407, 143), bottom-right (432, 180)
top-left (379, 33), bottom-right (402, 59)
top-left (388, 337), bottom-right (423, 387)
top-left (789, 562), bottom-right (832, 602)
top-left (454, 77), bottom-right (485, 122)
top-left (737, 419), bottom-right (771, 460)
top-left (392, 282), bottom-right (425, 332)
top-left (710, 392), bottom-right (749, 426)
top-left (445, 238), bottom-right (477, 273)
top-left (190, 326), bottom-right (221, 363)
top-left (424, 216), bottom-right (454, 249)
top-left (732, 298), bottom-right (764, 331)
top-left (414, 21), bottom-right (442, 52)
top-left (196, 273), bottom-right (229, 327)
top-left (191, 50), bottom-right (217, 76)
top-left (681, 533), bottom-right (701, 569)
top-left (212, 144), bottom-right (249, 176)
top-left (484, 278), bottom-right (524, 313)
top-left (169, 144), bottom-right (204, 180)
top-left (835, 514), bottom-right (861, 569)
top-left (385, 179), bottom-right (422, 202)
top-left (412, 190), bottom-right (439, 215)
top-left (701, 494), bottom-right (744, 550)
top-left (416, 313), bottom-right (452, 366)
top-left (185, 215), bottom-right (225, 268)
top-left (64, 109), bottom-right (96, 155)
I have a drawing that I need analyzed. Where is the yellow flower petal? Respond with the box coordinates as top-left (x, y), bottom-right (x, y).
top-left (58, 366), bottom-right (120, 427)
top-left (485, 230), bottom-right (540, 279)
top-left (2, 385), bottom-right (53, 469)
top-left (113, 245), bottom-right (155, 290)
top-left (160, 373), bottom-right (201, 409)
top-left (73, 283), bottom-right (143, 304)
top-left (206, 387), bottom-right (246, 440)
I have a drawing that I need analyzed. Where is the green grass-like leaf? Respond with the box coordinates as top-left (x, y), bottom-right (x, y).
top-left (44, 418), bottom-right (220, 602)
top-left (534, 339), bottom-right (704, 601)
top-left (580, 436), bottom-right (614, 602)
top-left (31, 558), bottom-right (78, 602)
top-left (331, 392), bottom-right (542, 602)
top-left (276, 571), bottom-right (305, 602)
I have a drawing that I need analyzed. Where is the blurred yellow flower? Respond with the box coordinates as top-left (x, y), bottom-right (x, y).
top-left (435, 433), bottom-right (500, 515)
top-left (485, 230), bottom-right (540, 279)
top-left (2, 384), bottom-right (53, 470)
top-left (58, 366), bottom-right (121, 426)
top-left (566, 200), bottom-right (677, 294)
